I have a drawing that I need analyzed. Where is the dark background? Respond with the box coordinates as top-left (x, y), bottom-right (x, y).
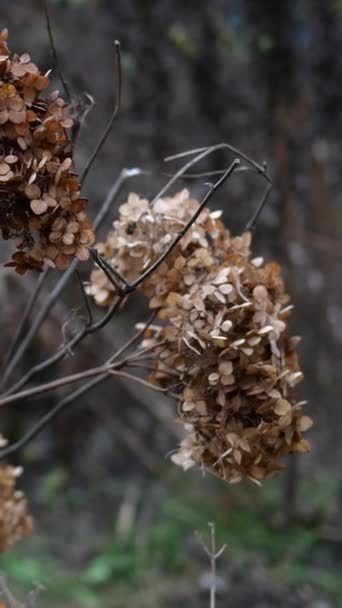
top-left (0, 1), bottom-right (342, 606)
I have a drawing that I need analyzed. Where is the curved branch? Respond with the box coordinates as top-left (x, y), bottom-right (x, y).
top-left (0, 169), bottom-right (140, 389)
top-left (132, 158), bottom-right (240, 289)
top-left (89, 150), bottom-right (242, 297)
top-left (0, 365), bottom-right (113, 408)
top-left (0, 312), bottom-right (163, 459)
top-left (245, 182), bottom-right (272, 232)
top-left (81, 41), bottom-right (122, 187)
top-left (0, 375), bottom-right (107, 459)
top-left (2, 296), bottom-right (122, 398)
top-left (43, 0), bottom-right (71, 103)
top-left (164, 144), bottom-right (271, 183)
top-left (0, 267), bottom-right (50, 382)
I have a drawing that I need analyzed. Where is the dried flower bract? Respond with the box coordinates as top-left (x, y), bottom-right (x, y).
top-left (0, 29), bottom-right (94, 273)
top-left (89, 189), bottom-right (312, 484)
top-left (0, 454), bottom-right (32, 551)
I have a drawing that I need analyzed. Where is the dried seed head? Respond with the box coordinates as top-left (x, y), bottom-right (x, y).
top-left (0, 30), bottom-right (94, 273)
top-left (0, 462), bottom-right (33, 552)
top-left (88, 189), bottom-right (312, 484)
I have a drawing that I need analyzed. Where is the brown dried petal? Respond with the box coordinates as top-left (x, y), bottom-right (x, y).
top-left (30, 199), bottom-right (48, 215)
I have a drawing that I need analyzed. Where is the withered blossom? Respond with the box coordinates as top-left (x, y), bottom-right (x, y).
top-left (0, 449), bottom-right (33, 552)
top-left (87, 189), bottom-right (229, 305)
top-left (89, 189), bottom-right (312, 484)
top-left (0, 29), bottom-right (94, 273)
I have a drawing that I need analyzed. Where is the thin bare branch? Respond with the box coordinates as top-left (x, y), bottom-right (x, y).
top-left (43, 0), bottom-right (71, 103)
top-left (81, 41), bottom-right (122, 187)
top-left (126, 362), bottom-right (179, 377)
top-left (161, 164), bottom-right (262, 180)
top-left (0, 364), bottom-right (114, 408)
top-left (0, 374), bottom-right (107, 459)
top-left (1, 361), bottom-right (176, 467)
top-left (151, 144), bottom-right (236, 206)
top-left (92, 168), bottom-right (140, 230)
top-left (108, 310), bottom-right (158, 362)
top-left (245, 181), bottom-right (272, 231)
top-left (90, 248), bottom-right (129, 296)
top-left (75, 269), bottom-right (93, 326)
top-left (131, 158), bottom-right (240, 290)
top-left (109, 369), bottom-right (171, 394)
top-left (0, 267), bottom-right (50, 381)
top-left (0, 169), bottom-right (140, 388)
top-left (0, 312), bottom-right (164, 458)
top-left (164, 144), bottom-right (270, 182)
top-left (0, 259), bottom-right (78, 389)
top-left (121, 340), bottom-right (167, 364)
top-left (196, 522), bottom-right (227, 608)
top-left (2, 296), bottom-right (122, 398)
top-left (164, 144), bottom-right (272, 232)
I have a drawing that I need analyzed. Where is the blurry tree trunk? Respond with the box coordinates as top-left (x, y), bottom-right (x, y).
top-left (309, 0), bottom-right (342, 135)
top-left (191, 1), bottom-right (225, 169)
top-left (244, 0), bottom-right (300, 526)
top-left (134, 2), bottom-right (170, 157)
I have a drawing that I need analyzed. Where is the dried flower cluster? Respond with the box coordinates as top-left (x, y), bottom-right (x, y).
top-left (0, 438), bottom-right (32, 552)
top-left (88, 190), bottom-right (229, 306)
top-left (0, 29), bottom-right (94, 273)
top-left (89, 189), bottom-right (312, 484)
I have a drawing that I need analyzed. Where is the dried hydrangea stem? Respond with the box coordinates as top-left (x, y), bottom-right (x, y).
top-left (0, 376), bottom-right (107, 460)
top-left (2, 295), bottom-right (122, 398)
top-left (1, 258), bottom-right (79, 388)
top-left (0, 311), bottom-right (161, 458)
top-left (92, 168), bottom-right (144, 231)
top-left (75, 268), bottom-right (93, 326)
top-left (245, 181), bottom-right (272, 232)
top-left (150, 143), bottom-right (242, 206)
top-left (0, 363), bottom-right (115, 407)
top-left (200, 523), bottom-right (226, 608)
top-left (164, 143), bottom-right (271, 183)
top-left (0, 267), bottom-right (50, 381)
top-left (80, 41), bottom-right (122, 188)
top-left (1, 169), bottom-right (140, 389)
top-left (131, 159), bottom-right (240, 291)
top-left (164, 143), bottom-right (272, 233)
top-left (43, 0), bottom-right (71, 103)
top-left (0, 369), bottom-right (177, 463)
top-left (90, 247), bottom-right (129, 295)
top-left (2, 350), bottom-right (175, 409)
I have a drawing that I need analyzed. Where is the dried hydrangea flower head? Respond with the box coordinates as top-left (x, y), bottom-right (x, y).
top-left (0, 29), bottom-right (94, 273)
top-left (88, 189), bottom-right (234, 305)
top-left (0, 438), bottom-right (32, 551)
top-left (149, 266), bottom-right (311, 484)
top-left (89, 190), bottom-right (312, 484)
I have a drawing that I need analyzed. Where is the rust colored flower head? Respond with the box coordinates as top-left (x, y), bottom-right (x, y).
top-left (89, 189), bottom-right (313, 484)
top-left (0, 29), bottom-right (94, 273)
top-left (0, 457), bottom-right (33, 552)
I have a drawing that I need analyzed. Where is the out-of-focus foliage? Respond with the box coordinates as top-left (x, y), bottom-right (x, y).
top-left (1, 477), bottom-right (342, 606)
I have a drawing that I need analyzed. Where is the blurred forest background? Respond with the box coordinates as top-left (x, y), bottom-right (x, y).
top-left (1, 0), bottom-right (342, 606)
